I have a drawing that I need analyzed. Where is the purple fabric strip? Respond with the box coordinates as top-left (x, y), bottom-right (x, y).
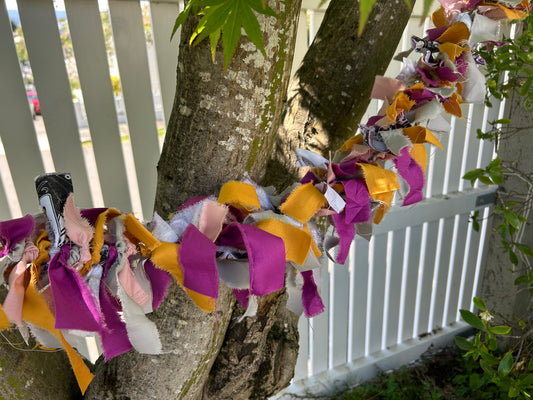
top-left (405, 88), bottom-right (436, 104)
top-left (177, 196), bottom-right (208, 212)
top-left (394, 147), bottom-right (425, 206)
top-left (426, 26), bottom-right (448, 41)
top-left (98, 246), bottom-right (133, 360)
top-left (218, 223), bottom-right (285, 296)
top-left (179, 224), bottom-right (219, 299)
top-left (301, 270), bottom-right (324, 317)
top-left (233, 289), bottom-right (250, 309)
top-left (343, 179), bottom-right (372, 224)
top-left (300, 171), bottom-right (319, 185)
top-left (0, 214), bottom-right (34, 257)
top-left (330, 160), bottom-right (357, 179)
top-left (143, 259), bottom-right (172, 310)
top-left (80, 208), bottom-right (108, 226)
top-left (332, 212), bottom-right (356, 264)
top-left (49, 245), bottom-right (105, 332)
top-left (436, 65), bottom-right (459, 82)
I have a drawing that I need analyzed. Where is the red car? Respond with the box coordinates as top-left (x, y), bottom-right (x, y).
top-left (27, 91), bottom-right (41, 115)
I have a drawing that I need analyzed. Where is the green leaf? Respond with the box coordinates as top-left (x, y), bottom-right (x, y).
top-left (421, 0), bottom-right (434, 21)
top-left (488, 170), bottom-right (504, 185)
top-left (455, 336), bottom-right (474, 351)
top-left (509, 250), bottom-right (519, 265)
top-left (520, 373), bottom-right (533, 387)
top-left (509, 385), bottom-right (520, 398)
top-left (505, 210), bottom-right (521, 229)
top-left (480, 358), bottom-right (496, 376)
top-left (191, 2), bottom-right (233, 45)
top-left (460, 309), bottom-right (485, 331)
top-left (473, 296), bottom-right (487, 311)
top-left (222, 4), bottom-right (242, 69)
top-left (463, 169), bottom-right (483, 181)
top-left (171, 0), bottom-right (199, 40)
top-left (239, 0), bottom-right (265, 55)
top-left (358, 0), bottom-right (378, 36)
top-left (248, 0), bottom-right (278, 17)
top-left (487, 157), bottom-right (502, 169)
top-left (489, 325), bottom-right (512, 335)
top-left (516, 243), bottom-right (533, 257)
top-left (492, 118), bottom-right (512, 125)
top-left (478, 175), bottom-right (494, 185)
top-left (498, 352), bottom-right (514, 376)
top-left (209, 28), bottom-right (221, 61)
top-left (520, 75), bottom-right (533, 96)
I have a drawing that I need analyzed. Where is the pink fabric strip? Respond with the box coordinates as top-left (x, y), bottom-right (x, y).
top-left (118, 239), bottom-right (150, 307)
top-left (64, 194), bottom-right (94, 264)
top-left (198, 200), bottom-right (228, 242)
top-left (3, 241), bottom-right (38, 327)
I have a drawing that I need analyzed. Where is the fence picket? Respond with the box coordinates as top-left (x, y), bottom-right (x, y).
top-left (65, 0), bottom-right (132, 213)
top-left (17, 0), bottom-right (92, 207)
top-left (416, 220), bottom-right (439, 336)
top-left (367, 234), bottom-right (387, 354)
top-left (330, 260), bottom-right (350, 367)
top-left (108, 0), bottom-right (160, 220)
top-left (0, 2), bottom-right (44, 216)
top-left (349, 237), bottom-right (369, 361)
top-left (445, 214), bottom-right (470, 325)
top-left (400, 225), bottom-right (422, 342)
top-left (309, 262), bottom-right (330, 374)
top-left (149, 1), bottom-right (181, 127)
top-left (385, 229), bottom-right (406, 348)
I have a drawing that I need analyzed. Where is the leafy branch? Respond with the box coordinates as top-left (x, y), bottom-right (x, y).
top-left (171, 0), bottom-right (277, 69)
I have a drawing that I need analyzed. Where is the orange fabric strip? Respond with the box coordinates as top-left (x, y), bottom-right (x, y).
top-left (22, 284), bottom-right (94, 394)
top-left (339, 134), bottom-right (363, 152)
top-left (123, 213), bottom-right (161, 252)
top-left (218, 181), bottom-right (261, 212)
top-left (279, 183), bottom-right (327, 223)
top-left (431, 7), bottom-right (449, 28)
top-left (403, 126), bottom-right (443, 149)
top-left (411, 143), bottom-right (428, 175)
top-left (0, 305), bottom-right (11, 330)
top-left (255, 218), bottom-right (312, 266)
top-left (438, 42), bottom-right (468, 61)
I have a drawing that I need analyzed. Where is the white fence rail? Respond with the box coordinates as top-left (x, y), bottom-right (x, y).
top-left (0, 0), bottom-right (501, 396)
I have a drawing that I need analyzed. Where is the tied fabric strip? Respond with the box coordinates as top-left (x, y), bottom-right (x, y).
top-left (217, 223), bottom-right (285, 296)
top-left (49, 245), bottom-right (105, 332)
top-left (394, 147), bottom-right (425, 206)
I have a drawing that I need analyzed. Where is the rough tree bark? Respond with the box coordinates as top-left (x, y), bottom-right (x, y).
top-left (264, 0), bottom-right (416, 189)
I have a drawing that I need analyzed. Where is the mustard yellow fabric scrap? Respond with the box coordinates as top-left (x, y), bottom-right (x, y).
top-left (123, 213), bottom-right (161, 252)
top-left (303, 224), bottom-right (322, 258)
top-left (403, 126), bottom-right (443, 149)
top-left (357, 163), bottom-right (399, 224)
top-left (411, 143), bottom-right (428, 175)
top-left (438, 42), bottom-right (468, 61)
top-left (431, 7), bottom-right (449, 28)
top-left (386, 92), bottom-right (416, 123)
top-left (254, 218), bottom-right (312, 266)
top-left (279, 183), bottom-right (327, 224)
top-left (218, 181), bottom-right (261, 213)
top-left (339, 134), bottom-right (364, 152)
top-left (436, 22), bottom-right (470, 45)
top-left (0, 305), bottom-right (11, 330)
top-left (151, 242), bottom-right (215, 312)
top-left (22, 284), bottom-right (94, 394)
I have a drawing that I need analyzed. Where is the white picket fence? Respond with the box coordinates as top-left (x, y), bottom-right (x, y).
top-left (0, 0), bottom-right (502, 397)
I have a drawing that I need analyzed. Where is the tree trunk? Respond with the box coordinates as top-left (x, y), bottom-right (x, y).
top-left (478, 89), bottom-right (533, 326)
top-left (86, 1), bottom-right (302, 399)
top-left (264, 0), bottom-right (415, 189)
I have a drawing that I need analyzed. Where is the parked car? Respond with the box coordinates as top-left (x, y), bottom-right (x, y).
top-left (27, 91), bottom-right (40, 115)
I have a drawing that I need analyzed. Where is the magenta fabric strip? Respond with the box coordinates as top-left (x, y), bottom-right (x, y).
top-left (98, 246), bottom-right (133, 360)
top-left (0, 214), bottom-right (34, 257)
top-left (217, 223), bottom-right (285, 296)
top-left (49, 245), bottom-right (105, 332)
top-left (426, 26), bottom-right (448, 41)
top-left (300, 171), bottom-right (319, 185)
top-left (343, 179), bottom-right (372, 224)
top-left (143, 259), bottom-right (171, 310)
top-left (233, 289), bottom-right (250, 309)
top-left (179, 224), bottom-right (219, 299)
top-left (80, 208), bottom-right (108, 226)
top-left (301, 270), bottom-right (324, 317)
top-left (332, 211), bottom-right (356, 264)
top-left (394, 147), bottom-right (425, 206)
